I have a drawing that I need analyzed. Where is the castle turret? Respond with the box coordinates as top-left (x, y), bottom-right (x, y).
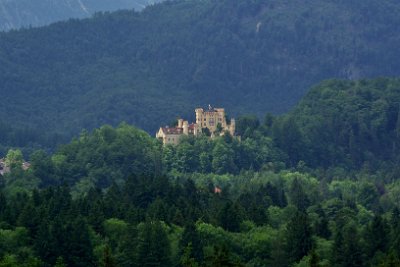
top-left (178, 119), bottom-right (183, 128)
top-left (214, 108), bottom-right (226, 127)
top-left (195, 108), bottom-right (203, 126)
top-left (183, 121), bottom-right (189, 135)
top-left (230, 118), bottom-right (236, 136)
top-left (193, 123), bottom-right (199, 136)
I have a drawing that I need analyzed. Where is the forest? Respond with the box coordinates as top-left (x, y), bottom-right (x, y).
top-left (1, 78), bottom-right (400, 266)
top-left (1, 0), bottom-right (400, 151)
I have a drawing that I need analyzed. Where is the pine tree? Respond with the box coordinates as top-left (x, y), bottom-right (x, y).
top-left (218, 202), bottom-right (242, 232)
top-left (65, 216), bottom-right (95, 267)
top-left (364, 215), bottom-right (389, 258)
top-left (17, 202), bottom-right (39, 237)
top-left (285, 210), bottom-right (313, 264)
top-left (34, 219), bottom-right (59, 265)
top-left (314, 207), bottom-right (330, 239)
top-left (180, 221), bottom-right (203, 263)
top-left (333, 222), bottom-right (363, 267)
top-left (136, 220), bottom-right (171, 267)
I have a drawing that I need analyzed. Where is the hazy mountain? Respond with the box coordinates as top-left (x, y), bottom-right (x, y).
top-left (0, 0), bottom-right (400, 151)
top-left (0, 0), bottom-right (163, 31)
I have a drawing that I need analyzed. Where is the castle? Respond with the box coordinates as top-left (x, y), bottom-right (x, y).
top-left (156, 106), bottom-right (235, 145)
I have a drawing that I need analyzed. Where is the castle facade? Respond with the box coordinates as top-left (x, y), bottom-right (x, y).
top-left (156, 106), bottom-right (235, 145)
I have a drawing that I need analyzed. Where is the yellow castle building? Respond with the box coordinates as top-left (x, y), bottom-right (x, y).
top-left (156, 105), bottom-right (236, 145)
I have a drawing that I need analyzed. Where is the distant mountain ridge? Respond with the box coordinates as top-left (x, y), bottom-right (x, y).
top-left (0, 0), bottom-right (162, 31)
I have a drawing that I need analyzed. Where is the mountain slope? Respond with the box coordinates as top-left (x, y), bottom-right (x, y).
top-left (0, 0), bottom-right (162, 31)
top-left (1, 0), bottom-right (400, 149)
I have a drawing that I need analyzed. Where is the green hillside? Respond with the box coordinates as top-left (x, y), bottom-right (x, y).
top-left (270, 78), bottom-right (400, 173)
top-left (3, 78), bottom-right (400, 266)
top-left (5, 77), bottom-right (400, 191)
top-left (1, 0), bottom-right (400, 151)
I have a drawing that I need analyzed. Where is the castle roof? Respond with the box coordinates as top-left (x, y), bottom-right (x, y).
top-left (160, 123), bottom-right (197, 135)
top-left (161, 126), bottom-right (183, 135)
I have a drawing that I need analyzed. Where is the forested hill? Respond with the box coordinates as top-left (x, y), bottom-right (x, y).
top-left (273, 78), bottom-right (400, 171)
top-left (0, 0), bottom-right (163, 31)
top-left (1, 0), bottom-right (400, 150)
top-left (7, 77), bottom-right (400, 191)
top-left (4, 79), bottom-right (400, 266)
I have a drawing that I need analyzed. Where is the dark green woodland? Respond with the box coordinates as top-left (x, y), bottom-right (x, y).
top-left (1, 78), bottom-right (400, 266)
top-left (1, 0), bottom-right (400, 266)
top-left (1, 0), bottom-right (400, 154)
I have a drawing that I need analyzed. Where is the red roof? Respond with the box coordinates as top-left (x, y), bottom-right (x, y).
top-left (162, 127), bottom-right (183, 134)
top-left (214, 187), bottom-right (222, 194)
top-left (161, 123), bottom-right (197, 135)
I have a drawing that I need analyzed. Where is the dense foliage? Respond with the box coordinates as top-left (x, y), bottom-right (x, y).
top-left (2, 78), bottom-right (400, 266)
top-left (285, 78), bottom-right (400, 171)
top-left (1, 0), bottom-right (400, 151)
top-left (2, 159), bottom-right (400, 266)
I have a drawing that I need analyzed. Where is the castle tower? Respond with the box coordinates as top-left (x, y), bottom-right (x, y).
top-left (230, 118), bottom-right (236, 136)
top-left (178, 119), bottom-right (183, 128)
top-left (193, 123), bottom-right (199, 136)
top-left (183, 121), bottom-right (189, 135)
top-left (195, 106), bottom-right (231, 135)
top-left (214, 108), bottom-right (226, 128)
top-left (195, 108), bottom-right (204, 127)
